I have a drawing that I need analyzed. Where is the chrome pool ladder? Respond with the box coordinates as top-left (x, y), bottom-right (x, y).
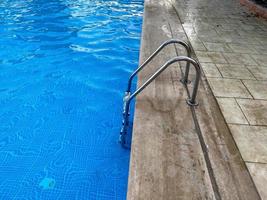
top-left (119, 39), bottom-right (201, 148)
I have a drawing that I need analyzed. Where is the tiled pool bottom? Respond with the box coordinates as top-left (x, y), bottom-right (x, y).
top-left (0, 0), bottom-right (143, 199)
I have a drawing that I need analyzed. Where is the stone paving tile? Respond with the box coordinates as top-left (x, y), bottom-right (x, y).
top-left (208, 53), bottom-right (227, 64)
top-left (252, 45), bottom-right (267, 55)
top-left (195, 22), bottom-right (215, 31)
top-left (248, 30), bottom-right (267, 37)
top-left (195, 51), bottom-right (227, 64)
top-left (203, 42), bottom-right (232, 52)
top-left (240, 24), bottom-right (263, 31)
top-left (228, 43), bottom-right (258, 54)
top-left (199, 35), bottom-right (227, 43)
top-left (201, 63), bottom-right (222, 78)
top-left (246, 65), bottom-right (267, 81)
top-left (229, 124), bottom-right (267, 163)
top-left (259, 37), bottom-right (267, 46)
top-left (220, 23), bottom-right (240, 30)
top-left (190, 41), bottom-right (206, 51)
top-left (195, 51), bottom-right (213, 63)
top-left (246, 163), bottom-right (267, 200)
top-left (195, 29), bottom-right (218, 37)
top-left (237, 99), bottom-right (267, 125)
top-left (173, 0), bottom-right (267, 196)
top-left (216, 64), bottom-right (255, 79)
top-left (237, 30), bottom-right (266, 38)
top-left (215, 28), bottom-right (241, 38)
top-left (223, 53), bottom-right (258, 65)
top-left (217, 98), bottom-right (248, 124)
top-left (251, 54), bottom-right (267, 65)
top-left (242, 80), bottom-right (267, 100)
top-left (223, 36), bottom-right (261, 45)
top-left (208, 78), bottom-right (252, 98)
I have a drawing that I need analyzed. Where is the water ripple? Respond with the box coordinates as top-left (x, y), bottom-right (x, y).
top-left (0, 0), bottom-right (143, 199)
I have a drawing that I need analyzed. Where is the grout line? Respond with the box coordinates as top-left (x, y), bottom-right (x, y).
top-left (227, 122), bottom-right (250, 126)
top-left (246, 161), bottom-right (267, 165)
top-left (208, 76), bottom-right (257, 80)
top-left (214, 63), bottom-right (225, 78)
top-left (214, 95), bottom-right (252, 99)
top-left (246, 67), bottom-right (261, 80)
top-left (234, 97), bottom-right (250, 125)
top-left (241, 79), bottom-right (255, 99)
top-left (228, 123), bottom-right (267, 128)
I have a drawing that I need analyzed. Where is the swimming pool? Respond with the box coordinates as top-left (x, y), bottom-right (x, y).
top-left (0, 0), bottom-right (143, 199)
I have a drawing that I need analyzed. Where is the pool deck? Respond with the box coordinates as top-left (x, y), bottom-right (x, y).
top-left (127, 0), bottom-right (267, 199)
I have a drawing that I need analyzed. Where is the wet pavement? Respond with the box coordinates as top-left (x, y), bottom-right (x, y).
top-left (172, 0), bottom-right (267, 198)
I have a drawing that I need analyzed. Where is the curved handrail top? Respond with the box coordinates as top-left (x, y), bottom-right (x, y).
top-left (126, 39), bottom-right (192, 92)
top-left (127, 56), bottom-right (200, 103)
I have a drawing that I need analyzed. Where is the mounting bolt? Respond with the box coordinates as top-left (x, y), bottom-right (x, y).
top-left (186, 99), bottom-right (199, 106)
top-left (180, 78), bottom-right (191, 85)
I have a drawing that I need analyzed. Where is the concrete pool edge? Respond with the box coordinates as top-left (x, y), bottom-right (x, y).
top-left (126, 0), bottom-right (261, 199)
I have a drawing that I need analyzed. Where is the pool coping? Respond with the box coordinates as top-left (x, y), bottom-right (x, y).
top-left (126, 0), bottom-right (261, 199)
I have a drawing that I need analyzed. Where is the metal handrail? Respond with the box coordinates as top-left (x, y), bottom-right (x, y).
top-left (126, 39), bottom-right (192, 93)
top-left (119, 56), bottom-right (201, 148)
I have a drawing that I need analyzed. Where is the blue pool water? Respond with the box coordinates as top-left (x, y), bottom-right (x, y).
top-left (0, 0), bottom-right (143, 199)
